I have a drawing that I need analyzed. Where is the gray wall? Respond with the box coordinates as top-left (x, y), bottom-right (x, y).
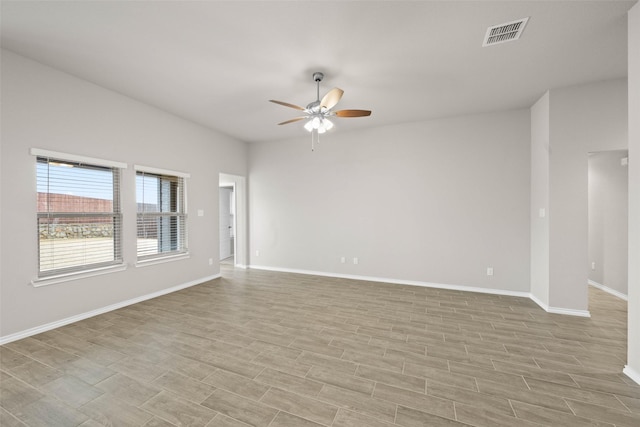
top-left (548, 79), bottom-right (628, 312)
top-left (0, 50), bottom-right (247, 338)
top-left (530, 92), bottom-right (550, 305)
top-left (588, 151), bottom-right (628, 296)
top-left (249, 110), bottom-right (531, 293)
top-left (530, 78), bottom-right (628, 314)
top-left (627, 2), bottom-right (640, 384)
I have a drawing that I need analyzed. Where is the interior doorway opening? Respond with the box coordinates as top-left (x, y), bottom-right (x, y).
top-left (219, 173), bottom-right (247, 268)
top-left (587, 150), bottom-right (629, 303)
top-left (219, 185), bottom-right (234, 262)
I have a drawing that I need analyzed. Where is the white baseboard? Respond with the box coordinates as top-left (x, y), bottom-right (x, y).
top-left (0, 274), bottom-right (221, 345)
top-left (624, 365), bottom-right (640, 385)
top-left (588, 280), bottom-right (628, 301)
top-left (528, 293), bottom-right (591, 317)
top-left (251, 265), bottom-right (594, 317)
top-left (249, 264), bottom-right (531, 298)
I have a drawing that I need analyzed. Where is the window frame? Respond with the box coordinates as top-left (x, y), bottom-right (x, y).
top-left (31, 148), bottom-right (127, 283)
top-left (135, 165), bottom-right (190, 264)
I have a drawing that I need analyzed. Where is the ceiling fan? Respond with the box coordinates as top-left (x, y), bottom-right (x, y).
top-left (270, 72), bottom-right (372, 150)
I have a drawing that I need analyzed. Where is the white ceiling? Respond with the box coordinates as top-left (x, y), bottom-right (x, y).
top-left (1, 1), bottom-right (635, 143)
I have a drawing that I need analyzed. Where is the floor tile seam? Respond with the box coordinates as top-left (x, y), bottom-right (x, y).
top-left (357, 375), bottom-right (430, 398)
top-left (0, 367), bottom-right (52, 399)
top-left (0, 408), bottom-right (29, 427)
top-left (550, 388), bottom-right (640, 415)
top-left (492, 364), bottom-right (579, 387)
top-left (142, 411), bottom-right (185, 427)
top-left (565, 395), bottom-right (640, 418)
top-left (3, 342), bottom-right (64, 365)
top-left (149, 370), bottom-right (220, 406)
top-left (567, 372), bottom-right (640, 393)
top-left (613, 394), bottom-right (635, 413)
top-left (76, 394), bottom-right (157, 426)
top-left (507, 399), bottom-right (518, 418)
top-left (490, 384), bottom-right (577, 415)
top-left (546, 335), bottom-right (627, 348)
top-left (303, 362), bottom-right (375, 387)
top-left (258, 390), bottom-right (339, 427)
top-left (84, 379), bottom-right (159, 411)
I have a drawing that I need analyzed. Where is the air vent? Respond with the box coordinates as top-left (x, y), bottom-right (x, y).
top-left (483, 17), bottom-right (529, 47)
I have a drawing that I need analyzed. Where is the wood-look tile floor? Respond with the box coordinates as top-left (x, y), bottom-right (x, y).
top-left (2, 266), bottom-right (640, 426)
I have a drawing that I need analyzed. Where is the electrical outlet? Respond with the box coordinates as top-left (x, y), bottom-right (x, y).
top-left (255, 250), bottom-right (260, 257)
top-left (209, 258), bottom-right (213, 266)
top-left (487, 267), bottom-right (494, 276)
top-left (591, 262), bottom-right (596, 270)
top-left (340, 257), bottom-right (346, 263)
top-left (353, 257), bottom-right (359, 265)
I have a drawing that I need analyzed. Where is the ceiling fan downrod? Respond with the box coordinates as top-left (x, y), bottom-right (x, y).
top-left (313, 72), bottom-right (324, 102)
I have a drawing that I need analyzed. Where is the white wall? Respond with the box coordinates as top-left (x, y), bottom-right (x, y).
top-left (626, 2), bottom-right (640, 385)
top-left (249, 110), bottom-right (531, 293)
top-left (530, 92), bottom-right (550, 306)
top-left (0, 50), bottom-right (247, 339)
top-left (548, 79), bottom-right (628, 312)
top-left (588, 151), bottom-right (628, 296)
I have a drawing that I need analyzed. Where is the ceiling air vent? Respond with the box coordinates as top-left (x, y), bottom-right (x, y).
top-left (483, 17), bottom-right (529, 47)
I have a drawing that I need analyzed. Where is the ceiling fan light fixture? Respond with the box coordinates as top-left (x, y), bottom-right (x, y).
top-left (305, 116), bottom-right (334, 133)
top-left (269, 72), bottom-right (371, 150)
top-left (323, 118), bottom-right (334, 131)
top-left (304, 120), bottom-right (314, 132)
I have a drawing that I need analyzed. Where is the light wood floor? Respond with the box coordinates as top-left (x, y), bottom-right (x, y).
top-left (2, 266), bottom-right (640, 426)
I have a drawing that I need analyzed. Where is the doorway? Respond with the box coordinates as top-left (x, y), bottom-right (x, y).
top-left (219, 186), bottom-right (234, 262)
top-left (219, 173), bottom-right (247, 268)
top-left (587, 150), bottom-right (629, 301)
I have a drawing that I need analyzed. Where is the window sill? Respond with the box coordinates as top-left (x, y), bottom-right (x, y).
top-left (31, 264), bottom-right (128, 288)
top-left (135, 253), bottom-right (190, 268)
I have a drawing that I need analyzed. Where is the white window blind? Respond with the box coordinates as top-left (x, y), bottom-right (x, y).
top-left (136, 170), bottom-right (188, 260)
top-left (36, 155), bottom-right (123, 277)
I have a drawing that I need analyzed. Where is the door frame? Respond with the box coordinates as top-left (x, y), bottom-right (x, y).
top-left (219, 173), bottom-right (247, 268)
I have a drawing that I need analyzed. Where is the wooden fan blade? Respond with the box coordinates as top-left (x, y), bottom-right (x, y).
top-left (320, 88), bottom-right (344, 110)
top-left (269, 100), bottom-right (306, 111)
top-left (334, 109), bottom-right (372, 117)
top-left (277, 117), bottom-right (307, 125)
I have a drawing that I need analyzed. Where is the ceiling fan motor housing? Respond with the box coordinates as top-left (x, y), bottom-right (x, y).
top-left (313, 72), bottom-right (324, 82)
top-left (306, 100), bottom-right (321, 112)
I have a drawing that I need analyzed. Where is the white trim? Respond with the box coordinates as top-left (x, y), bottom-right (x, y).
top-left (528, 293), bottom-right (591, 317)
top-left (136, 253), bottom-right (190, 268)
top-left (623, 365), bottom-right (640, 385)
top-left (588, 280), bottom-right (628, 301)
top-left (134, 164), bottom-right (190, 178)
top-left (544, 305), bottom-right (590, 317)
top-left (528, 293), bottom-right (550, 311)
top-left (249, 265), bottom-right (531, 298)
top-left (1, 274), bottom-right (220, 345)
top-left (250, 265), bottom-right (593, 317)
top-left (30, 148), bottom-right (127, 169)
top-left (31, 264), bottom-right (127, 287)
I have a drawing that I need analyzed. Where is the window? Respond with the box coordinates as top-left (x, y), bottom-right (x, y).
top-left (136, 167), bottom-right (188, 261)
top-left (34, 150), bottom-right (124, 277)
